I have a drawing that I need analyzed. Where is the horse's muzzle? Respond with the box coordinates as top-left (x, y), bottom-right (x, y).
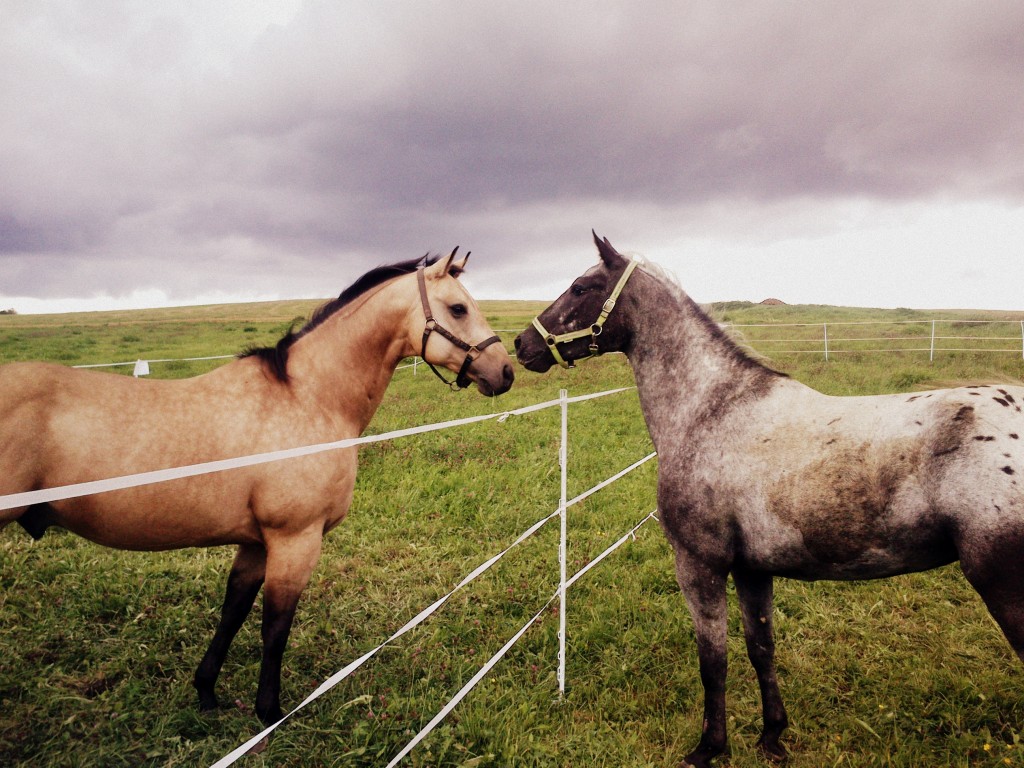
top-left (513, 330), bottom-right (555, 373)
top-left (478, 362), bottom-right (515, 397)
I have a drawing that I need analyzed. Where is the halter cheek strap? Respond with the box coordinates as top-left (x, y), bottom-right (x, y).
top-left (531, 257), bottom-right (640, 369)
top-left (417, 267), bottom-right (501, 390)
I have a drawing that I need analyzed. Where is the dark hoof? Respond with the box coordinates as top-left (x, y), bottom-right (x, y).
top-left (757, 737), bottom-right (788, 764)
top-left (196, 689), bottom-right (219, 712)
top-left (680, 747), bottom-right (727, 768)
top-left (256, 704), bottom-right (284, 726)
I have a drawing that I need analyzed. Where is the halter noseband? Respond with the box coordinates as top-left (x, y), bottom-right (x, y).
top-left (417, 266), bottom-right (502, 390)
top-left (531, 256), bottom-right (640, 369)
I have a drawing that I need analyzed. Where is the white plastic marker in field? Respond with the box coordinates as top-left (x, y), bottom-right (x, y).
top-left (73, 354), bottom-right (234, 371)
top-left (132, 360), bottom-right (150, 377)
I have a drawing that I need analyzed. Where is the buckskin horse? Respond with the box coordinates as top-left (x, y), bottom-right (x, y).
top-left (515, 233), bottom-right (1023, 767)
top-left (0, 250), bottom-right (513, 724)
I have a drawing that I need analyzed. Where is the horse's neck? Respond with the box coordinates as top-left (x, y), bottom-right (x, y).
top-left (287, 288), bottom-right (414, 433)
top-left (626, 278), bottom-right (778, 452)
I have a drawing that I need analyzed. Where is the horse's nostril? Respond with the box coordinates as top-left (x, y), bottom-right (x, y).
top-left (503, 363), bottom-right (515, 387)
top-left (513, 335), bottom-right (522, 351)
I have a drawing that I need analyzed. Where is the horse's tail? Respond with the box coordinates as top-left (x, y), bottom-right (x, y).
top-left (16, 504), bottom-right (52, 540)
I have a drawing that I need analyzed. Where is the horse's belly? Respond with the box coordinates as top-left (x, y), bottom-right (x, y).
top-left (48, 482), bottom-right (260, 551)
top-left (741, 524), bottom-right (958, 581)
top-left (772, 548), bottom-right (957, 581)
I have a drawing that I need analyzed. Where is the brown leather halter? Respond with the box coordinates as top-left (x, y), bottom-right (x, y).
top-left (416, 264), bottom-right (501, 390)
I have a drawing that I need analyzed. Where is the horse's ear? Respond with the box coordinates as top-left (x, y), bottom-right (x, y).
top-left (427, 247), bottom-right (460, 278)
top-left (449, 250), bottom-right (469, 278)
top-left (593, 230), bottom-right (625, 267)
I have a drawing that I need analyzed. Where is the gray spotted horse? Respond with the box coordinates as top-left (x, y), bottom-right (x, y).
top-left (515, 232), bottom-right (1024, 767)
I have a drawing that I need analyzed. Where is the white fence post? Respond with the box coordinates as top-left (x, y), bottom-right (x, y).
top-left (930, 320), bottom-right (936, 362)
top-left (823, 323), bottom-right (829, 361)
top-left (1020, 321), bottom-right (1023, 361)
top-left (557, 388), bottom-right (568, 699)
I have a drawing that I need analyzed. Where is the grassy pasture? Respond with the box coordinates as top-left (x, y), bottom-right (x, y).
top-left (1, 299), bottom-right (1024, 767)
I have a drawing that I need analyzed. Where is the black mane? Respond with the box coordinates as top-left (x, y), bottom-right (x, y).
top-left (242, 254), bottom-right (440, 382)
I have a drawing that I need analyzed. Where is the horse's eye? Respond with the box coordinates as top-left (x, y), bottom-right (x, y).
top-left (450, 303), bottom-right (468, 318)
top-left (571, 284), bottom-right (588, 297)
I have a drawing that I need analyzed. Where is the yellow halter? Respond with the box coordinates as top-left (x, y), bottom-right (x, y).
top-left (531, 257), bottom-right (641, 368)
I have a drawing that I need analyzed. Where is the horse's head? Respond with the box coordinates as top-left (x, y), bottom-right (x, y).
top-left (414, 250), bottom-right (515, 397)
top-left (515, 232), bottom-right (640, 372)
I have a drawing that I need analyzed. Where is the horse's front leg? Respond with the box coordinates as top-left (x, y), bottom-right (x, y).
top-left (733, 568), bottom-right (788, 762)
top-left (255, 528), bottom-right (324, 725)
top-left (675, 554), bottom-right (730, 768)
top-left (194, 543), bottom-right (267, 711)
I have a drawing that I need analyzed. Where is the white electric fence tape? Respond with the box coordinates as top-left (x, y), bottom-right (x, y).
top-left (0, 387), bottom-right (635, 512)
top-left (383, 508), bottom-right (659, 768)
top-left (383, 594), bottom-right (559, 768)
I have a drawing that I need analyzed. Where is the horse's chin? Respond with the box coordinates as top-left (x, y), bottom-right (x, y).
top-left (515, 353), bottom-right (555, 374)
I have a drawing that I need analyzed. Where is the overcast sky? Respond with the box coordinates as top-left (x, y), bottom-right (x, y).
top-left (2, 1), bottom-right (1023, 314)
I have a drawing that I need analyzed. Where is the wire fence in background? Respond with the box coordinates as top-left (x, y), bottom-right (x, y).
top-left (723, 318), bottom-right (1024, 361)
top-left (61, 321), bottom-right (1024, 377)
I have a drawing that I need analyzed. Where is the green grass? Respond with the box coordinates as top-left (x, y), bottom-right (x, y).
top-left (2, 301), bottom-right (1024, 767)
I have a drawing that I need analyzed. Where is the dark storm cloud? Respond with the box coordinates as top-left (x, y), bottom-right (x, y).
top-left (2, 1), bottom-right (1023, 304)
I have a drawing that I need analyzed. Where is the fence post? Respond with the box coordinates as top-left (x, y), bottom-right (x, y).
top-left (413, 357), bottom-right (418, 375)
top-left (1020, 321), bottom-right (1023, 361)
top-left (557, 389), bottom-right (568, 699)
top-left (929, 320), bottom-right (936, 362)
top-left (823, 323), bottom-right (829, 361)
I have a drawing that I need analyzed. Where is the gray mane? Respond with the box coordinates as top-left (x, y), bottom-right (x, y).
top-left (634, 257), bottom-right (786, 379)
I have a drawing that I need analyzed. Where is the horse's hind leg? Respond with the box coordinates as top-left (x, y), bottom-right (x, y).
top-left (733, 568), bottom-right (789, 763)
top-left (194, 543), bottom-right (267, 712)
top-left (959, 535), bottom-right (1024, 663)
